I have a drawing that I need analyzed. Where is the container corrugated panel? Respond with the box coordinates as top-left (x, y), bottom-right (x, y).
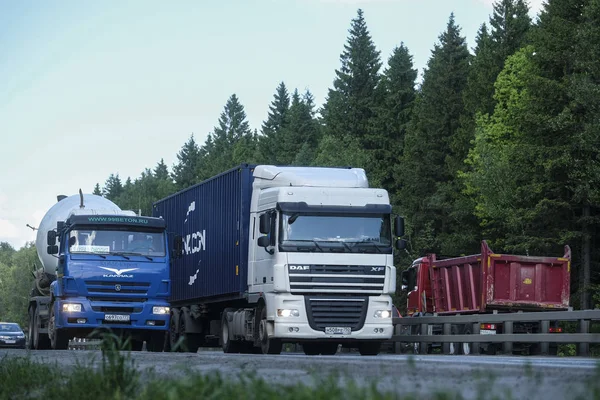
top-left (430, 241), bottom-right (571, 314)
top-left (152, 164), bottom-right (255, 304)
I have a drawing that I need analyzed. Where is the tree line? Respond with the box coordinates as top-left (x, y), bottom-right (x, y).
top-left (95, 0), bottom-right (600, 310)
top-left (2, 0), bottom-right (597, 318)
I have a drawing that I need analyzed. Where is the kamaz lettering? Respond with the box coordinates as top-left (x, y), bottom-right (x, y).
top-left (184, 230), bottom-right (206, 255)
top-left (102, 274), bottom-right (134, 278)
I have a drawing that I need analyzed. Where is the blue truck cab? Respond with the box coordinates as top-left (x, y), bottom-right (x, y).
top-left (29, 207), bottom-right (171, 351)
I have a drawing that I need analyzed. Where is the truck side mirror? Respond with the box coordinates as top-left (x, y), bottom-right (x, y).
top-left (257, 236), bottom-right (269, 248)
top-left (47, 230), bottom-right (57, 246)
top-left (394, 216), bottom-right (405, 237)
top-left (47, 245), bottom-right (58, 255)
top-left (400, 270), bottom-right (408, 291)
top-left (395, 239), bottom-right (407, 250)
top-left (259, 214), bottom-right (271, 234)
top-left (57, 221), bottom-right (65, 232)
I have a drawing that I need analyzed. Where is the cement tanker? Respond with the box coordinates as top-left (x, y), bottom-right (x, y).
top-left (28, 191), bottom-right (172, 351)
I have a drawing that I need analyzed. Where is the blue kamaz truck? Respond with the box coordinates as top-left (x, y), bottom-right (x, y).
top-left (27, 191), bottom-right (171, 350)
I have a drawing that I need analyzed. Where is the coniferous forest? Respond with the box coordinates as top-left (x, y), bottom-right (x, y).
top-left (1, 0), bottom-right (599, 321)
top-left (83, 0), bottom-right (600, 311)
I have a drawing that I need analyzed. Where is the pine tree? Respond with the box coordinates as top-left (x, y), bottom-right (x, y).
top-left (172, 134), bottom-right (200, 190)
top-left (197, 94), bottom-right (255, 180)
top-left (277, 89), bottom-right (322, 166)
top-left (368, 43), bottom-right (417, 190)
top-left (103, 173), bottom-right (123, 201)
top-left (399, 13), bottom-right (473, 256)
top-left (323, 8), bottom-right (382, 143)
top-left (490, 0), bottom-right (531, 68)
top-left (259, 82), bottom-right (290, 164)
top-left (92, 183), bottom-right (102, 196)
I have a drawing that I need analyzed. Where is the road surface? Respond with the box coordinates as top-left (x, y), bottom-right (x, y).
top-left (1, 349), bottom-right (597, 399)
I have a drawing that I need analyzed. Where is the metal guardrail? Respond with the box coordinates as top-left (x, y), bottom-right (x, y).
top-left (389, 309), bottom-right (600, 356)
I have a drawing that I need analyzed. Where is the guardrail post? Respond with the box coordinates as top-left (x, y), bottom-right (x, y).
top-left (420, 323), bottom-right (428, 353)
top-left (578, 319), bottom-right (590, 357)
top-left (394, 324), bottom-right (402, 354)
top-left (472, 322), bottom-right (480, 355)
top-left (503, 321), bottom-right (513, 354)
top-left (540, 320), bottom-right (549, 355)
top-left (442, 323), bottom-right (451, 354)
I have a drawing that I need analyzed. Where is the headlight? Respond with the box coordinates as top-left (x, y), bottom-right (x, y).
top-left (62, 303), bottom-right (82, 312)
top-left (277, 309), bottom-right (299, 317)
top-left (374, 310), bottom-right (391, 318)
top-left (152, 306), bottom-right (170, 315)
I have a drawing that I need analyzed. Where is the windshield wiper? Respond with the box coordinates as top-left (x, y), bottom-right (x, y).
top-left (111, 251), bottom-right (153, 261)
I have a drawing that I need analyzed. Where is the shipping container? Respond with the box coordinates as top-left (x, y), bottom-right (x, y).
top-left (152, 164), bottom-right (255, 304)
top-left (423, 241), bottom-right (571, 315)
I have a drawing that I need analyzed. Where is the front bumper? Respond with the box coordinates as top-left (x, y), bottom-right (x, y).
top-left (0, 337), bottom-right (26, 348)
top-left (55, 298), bottom-right (170, 331)
top-left (271, 294), bottom-right (393, 341)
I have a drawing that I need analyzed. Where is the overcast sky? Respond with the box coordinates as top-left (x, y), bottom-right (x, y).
top-left (0, 0), bottom-right (544, 250)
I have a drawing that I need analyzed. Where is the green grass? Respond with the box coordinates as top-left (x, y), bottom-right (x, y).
top-left (2, 333), bottom-right (600, 400)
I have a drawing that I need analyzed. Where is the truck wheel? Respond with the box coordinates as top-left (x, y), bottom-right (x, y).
top-left (33, 306), bottom-right (50, 350)
top-left (259, 307), bottom-right (282, 355)
top-left (221, 313), bottom-right (241, 353)
top-left (358, 341), bottom-right (382, 356)
top-left (169, 309), bottom-right (181, 352)
top-left (179, 314), bottom-right (200, 353)
top-left (48, 304), bottom-right (70, 350)
top-left (460, 327), bottom-right (472, 355)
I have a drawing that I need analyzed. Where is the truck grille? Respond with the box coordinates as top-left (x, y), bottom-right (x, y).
top-left (288, 265), bottom-right (385, 295)
top-left (85, 281), bottom-right (150, 296)
top-left (305, 296), bottom-right (368, 331)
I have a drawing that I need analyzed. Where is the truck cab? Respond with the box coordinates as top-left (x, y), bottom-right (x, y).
top-left (30, 211), bottom-right (171, 350)
top-left (248, 165), bottom-right (405, 355)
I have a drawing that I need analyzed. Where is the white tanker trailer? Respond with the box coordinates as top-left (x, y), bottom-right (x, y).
top-left (28, 190), bottom-right (172, 351)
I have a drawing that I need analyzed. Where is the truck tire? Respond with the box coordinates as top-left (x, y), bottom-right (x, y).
top-left (169, 309), bottom-right (181, 352)
top-left (460, 327), bottom-right (472, 355)
top-left (221, 312), bottom-right (241, 353)
top-left (179, 313), bottom-right (200, 353)
top-left (259, 307), bottom-right (282, 355)
top-left (358, 341), bottom-right (382, 356)
top-left (33, 306), bottom-right (50, 350)
top-left (48, 304), bottom-right (70, 350)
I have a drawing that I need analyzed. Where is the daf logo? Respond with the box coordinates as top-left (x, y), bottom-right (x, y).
top-left (371, 267), bottom-right (384, 272)
top-left (115, 284), bottom-right (121, 292)
top-left (289, 265), bottom-right (310, 271)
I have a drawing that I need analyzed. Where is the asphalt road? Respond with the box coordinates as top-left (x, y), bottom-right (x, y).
top-left (1, 348), bottom-right (597, 399)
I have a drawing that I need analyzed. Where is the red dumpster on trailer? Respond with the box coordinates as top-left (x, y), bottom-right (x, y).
top-left (429, 241), bottom-right (571, 314)
top-left (404, 241), bottom-right (571, 316)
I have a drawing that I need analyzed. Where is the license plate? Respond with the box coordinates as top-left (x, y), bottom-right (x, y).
top-left (480, 329), bottom-right (496, 335)
top-left (104, 314), bottom-right (130, 322)
top-left (325, 327), bottom-right (351, 335)
top-left (4, 340), bottom-right (16, 344)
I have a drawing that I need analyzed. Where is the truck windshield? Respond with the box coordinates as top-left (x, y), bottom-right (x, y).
top-left (279, 213), bottom-right (392, 253)
top-left (68, 228), bottom-right (166, 257)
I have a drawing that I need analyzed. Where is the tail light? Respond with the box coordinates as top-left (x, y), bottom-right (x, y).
top-left (480, 323), bottom-right (496, 330)
top-left (549, 327), bottom-right (562, 333)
